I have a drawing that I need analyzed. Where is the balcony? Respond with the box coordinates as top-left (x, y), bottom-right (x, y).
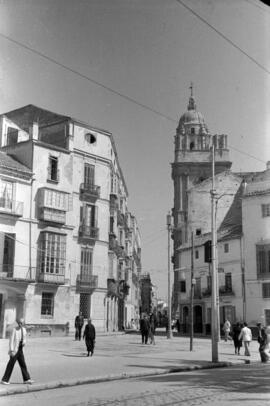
top-left (37, 188), bottom-right (69, 224)
top-left (80, 183), bottom-right (100, 202)
top-left (117, 210), bottom-right (125, 227)
top-left (0, 265), bottom-right (36, 282)
top-left (79, 224), bottom-right (99, 244)
top-left (202, 286), bottom-right (235, 297)
top-left (202, 287), bottom-right (212, 297)
top-left (76, 274), bottom-right (98, 292)
top-left (107, 278), bottom-right (118, 297)
top-left (38, 271), bottom-right (65, 285)
top-left (39, 207), bottom-right (66, 224)
top-left (0, 198), bottom-right (23, 217)
top-left (219, 286), bottom-right (234, 296)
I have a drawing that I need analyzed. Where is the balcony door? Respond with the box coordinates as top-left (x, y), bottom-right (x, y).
top-left (80, 248), bottom-right (92, 281)
top-left (84, 164), bottom-right (95, 186)
top-left (0, 233), bottom-right (15, 276)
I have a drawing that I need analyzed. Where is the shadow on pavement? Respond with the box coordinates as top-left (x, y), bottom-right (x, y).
top-left (136, 364), bottom-right (270, 395)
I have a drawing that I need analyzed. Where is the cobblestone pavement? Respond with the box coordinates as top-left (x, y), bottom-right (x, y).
top-left (2, 362), bottom-right (270, 406)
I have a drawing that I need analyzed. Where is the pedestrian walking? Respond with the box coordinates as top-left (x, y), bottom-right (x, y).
top-left (223, 319), bottom-right (232, 342)
top-left (139, 314), bottom-right (150, 344)
top-left (83, 318), bottom-right (96, 357)
top-left (232, 322), bottom-right (242, 355)
top-left (239, 322), bottom-right (252, 356)
top-left (1, 318), bottom-right (34, 385)
top-left (149, 313), bottom-right (156, 345)
top-left (257, 323), bottom-right (270, 363)
top-left (74, 311), bottom-right (84, 341)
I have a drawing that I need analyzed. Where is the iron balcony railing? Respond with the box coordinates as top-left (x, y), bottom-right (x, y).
top-left (80, 183), bottom-right (100, 201)
top-left (0, 266), bottom-right (36, 281)
top-left (76, 274), bottom-right (98, 291)
top-left (79, 225), bottom-right (99, 240)
top-left (37, 269), bottom-right (65, 284)
top-left (0, 198), bottom-right (23, 216)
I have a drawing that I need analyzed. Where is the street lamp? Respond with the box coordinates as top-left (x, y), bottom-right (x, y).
top-left (166, 212), bottom-right (173, 339)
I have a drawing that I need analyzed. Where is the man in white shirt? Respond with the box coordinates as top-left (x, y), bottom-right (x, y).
top-left (1, 318), bottom-right (34, 385)
top-left (239, 322), bottom-right (252, 356)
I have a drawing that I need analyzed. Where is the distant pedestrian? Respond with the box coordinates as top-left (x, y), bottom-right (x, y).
top-left (83, 319), bottom-right (96, 357)
top-left (232, 322), bottom-right (242, 355)
top-left (175, 319), bottom-right (180, 333)
top-left (223, 319), bottom-right (232, 342)
top-left (75, 311), bottom-right (84, 341)
top-left (239, 322), bottom-right (252, 356)
top-left (149, 313), bottom-right (156, 345)
top-left (140, 314), bottom-right (150, 344)
top-left (1, 318), bottom-right (34, 385)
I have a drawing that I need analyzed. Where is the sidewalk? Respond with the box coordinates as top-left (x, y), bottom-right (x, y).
top-left (0, 331), bottom-right (261, 397)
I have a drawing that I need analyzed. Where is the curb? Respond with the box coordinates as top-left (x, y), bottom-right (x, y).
top-left (0, 361), bottom-right (235, 397)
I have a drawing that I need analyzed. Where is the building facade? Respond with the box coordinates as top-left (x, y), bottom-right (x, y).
top-left (171, 87), bottom-right (270, 334)
top-left (0, 105), bottom-right (141, 337)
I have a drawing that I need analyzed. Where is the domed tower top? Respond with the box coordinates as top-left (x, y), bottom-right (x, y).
top-left (177, 83), bottom-right (209, 136)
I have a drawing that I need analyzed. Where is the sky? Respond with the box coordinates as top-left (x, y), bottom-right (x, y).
top-left (0, 0), bottom-right (269, 300)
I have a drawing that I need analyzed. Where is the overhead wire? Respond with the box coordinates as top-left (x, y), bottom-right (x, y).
top-left (0, 31), bottom-right (268, 166)
top-left (175, 0), bottom-right (270, 76)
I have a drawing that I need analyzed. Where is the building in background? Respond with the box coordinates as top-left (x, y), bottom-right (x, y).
top-left (139, 273), bottom-right (153, 315)
top-left (0, 104), bottom-right (141, 337)
top-left (171, 87), bottom-right (270, 334)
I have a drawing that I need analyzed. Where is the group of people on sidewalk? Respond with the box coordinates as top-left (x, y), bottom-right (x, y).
top-left (223, 319), bottom-right (270, 362)
top-left (139, 312), bottom-right (157, 345)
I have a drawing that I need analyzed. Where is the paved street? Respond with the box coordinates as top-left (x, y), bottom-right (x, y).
top-left (2, 362), bottom-right (270, 406)
top-left (0, 330), bottom-right (265, 401)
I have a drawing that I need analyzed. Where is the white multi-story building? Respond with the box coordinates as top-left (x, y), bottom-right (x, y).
top-left (0, 105), bottom-right (141, 337)
top-left (242, 165), bottom-right (270, 326)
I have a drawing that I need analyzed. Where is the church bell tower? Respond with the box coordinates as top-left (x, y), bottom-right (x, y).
top-left (171, 84), bottom-right (232, 271)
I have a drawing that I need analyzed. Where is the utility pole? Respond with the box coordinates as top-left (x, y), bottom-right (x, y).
top-left (166, 212), bottom-right (173, 339)
top-left (190, 231), bottom-right (195, 351)
top-left (211, 140), bottom-right (218, 362)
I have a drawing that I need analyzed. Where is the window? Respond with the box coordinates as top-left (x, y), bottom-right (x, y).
top-left (257, 244), bottom-right (270, 276)
top-left (225, 273), bottom-right (232, 292)
top-left (0, 181), bottom-right (13, 209)
top-left (224, 243), bottom-right (229, 253)
top-left (262, 204), bottom-right (270, 217)
top-left (265, 309), bottom-right (270, 325)
top-left (196, 229), bottom-right (201, 236)
top-left (84, 164), bottom-right (95, 186)
top-left (80, 248), bottom-right (93, 279)
top-left (262, 283), bottom-right (270, 298)
top-left (41, 292), bottom-right (54, 316)
top-left (43, 188), bottom-right (68, 210)
top-left (85, 133), bottom-right (96, 144)
top-left (48, 156), bottom-right (59, 182)
top-left (79, 293), bottom-right (90, 319)
top-left (190, 127), bottom-right (195, 135)
top-left (7, 127), bottom-right (18, 146)
top-left (80, 204), bottom-right (98, 228)
top-left (38, 232), bottom-right (66, 275)
top-left (195, 250), bottom-right (199, 259)
top-left (180, 281), bottom-right (186, 293)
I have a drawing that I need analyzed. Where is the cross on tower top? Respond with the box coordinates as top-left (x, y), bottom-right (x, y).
top-left (189, 82), bottom-right (193, 97)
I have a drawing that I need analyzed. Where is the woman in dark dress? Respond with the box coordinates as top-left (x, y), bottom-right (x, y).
top-left (232, 322), bottom-right (242, 355)
top-left (83, 319), bottom-right (96, 357)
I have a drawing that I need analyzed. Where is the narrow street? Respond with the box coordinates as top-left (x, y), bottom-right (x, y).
top-left (2, 363), bottom-right (270, 406)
